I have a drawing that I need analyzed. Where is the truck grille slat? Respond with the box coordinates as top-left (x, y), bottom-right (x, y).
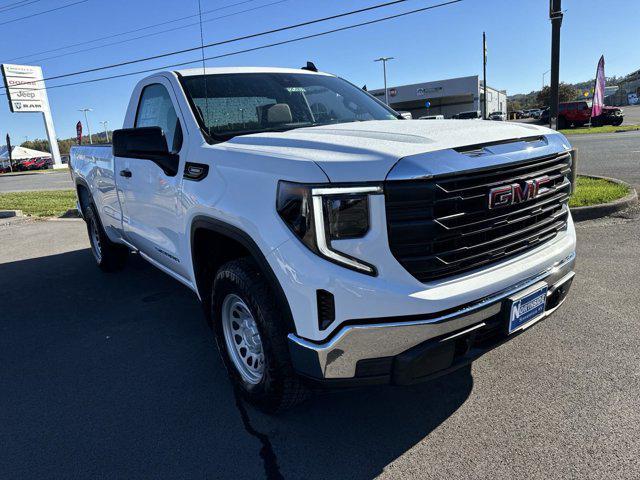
top-left (385, 151), bottom-right (571, 281)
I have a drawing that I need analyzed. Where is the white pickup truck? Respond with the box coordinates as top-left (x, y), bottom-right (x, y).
top-left (70, 66), bottom-right (577, 412)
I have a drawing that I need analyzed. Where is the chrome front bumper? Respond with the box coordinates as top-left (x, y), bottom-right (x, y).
top-left (288, 253), bottom-right (576, 380)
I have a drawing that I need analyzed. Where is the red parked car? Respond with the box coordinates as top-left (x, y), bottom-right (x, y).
top-left (19, 158), bottom-right (38, 170)
top-left (30, 157), bottom-right (50, 170)
top-left (558, 101), bottom-right (623, 129)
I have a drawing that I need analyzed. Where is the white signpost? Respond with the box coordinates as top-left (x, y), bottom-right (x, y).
top-left (1, 64), bottom-right (63, 168)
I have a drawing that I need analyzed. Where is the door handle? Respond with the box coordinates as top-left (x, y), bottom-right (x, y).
top-left (119, 169), bottom-right (132, 178)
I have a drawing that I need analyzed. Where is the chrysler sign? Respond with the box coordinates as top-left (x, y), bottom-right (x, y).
top-left (1, 64), bottom-right (45, 113)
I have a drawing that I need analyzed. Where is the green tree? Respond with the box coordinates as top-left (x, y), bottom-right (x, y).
top-left (536, 83), bottom-right (578, 107)
top-left (508, 100), bottom-right (522, 112)
top-left (20, 132), bottom-right (112, 156)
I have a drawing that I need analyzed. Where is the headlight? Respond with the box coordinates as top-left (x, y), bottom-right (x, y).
top-left (277, 182), bottom-right (382, 275)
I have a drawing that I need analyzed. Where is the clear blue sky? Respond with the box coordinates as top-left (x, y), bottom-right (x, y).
top-left (1, 0), bottom-right (638, 143)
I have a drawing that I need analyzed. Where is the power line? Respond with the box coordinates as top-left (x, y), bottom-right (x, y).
top-left (196, 0), bottom-right (211, 133)
top-left (7, 0), bottom-right (417, 88)
top-left (0, 0), bottom-right (47, 14)
top-left (0, 0), bottom-right (87, 27)
top-left (14, 0), bottom-right (462, 93)
top-left (6, 0), bottom-right (263, 62)
top-left (0, 0), bottom-right (34, 10)
top-left (27, 0), bottom-right (288, 64)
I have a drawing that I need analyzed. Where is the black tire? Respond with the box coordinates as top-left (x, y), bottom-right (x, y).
top-left (211, 258), bottom-right (308, 413)
top-left (613, 118), bottom-right (623, 126)
top-left (557, 115), bottom-right (567, 129)
top-left (84, 203), bottom-right (128, 272)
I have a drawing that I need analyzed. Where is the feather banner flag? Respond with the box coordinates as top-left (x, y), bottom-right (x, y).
top-left (591, 55), bottom-right (605, 118)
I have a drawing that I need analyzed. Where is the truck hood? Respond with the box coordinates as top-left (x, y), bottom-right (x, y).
top-left (225, 120), bottom-right (561, 182)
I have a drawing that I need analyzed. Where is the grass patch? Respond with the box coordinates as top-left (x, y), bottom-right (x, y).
top-left (560, 124), bottom-right (640, 135)
top-left (0, 189), bottom-right (76, 217)
top-left (569, 176), bottom-right (629, 208)
top-left (0, 180), bottom-right (629, 215)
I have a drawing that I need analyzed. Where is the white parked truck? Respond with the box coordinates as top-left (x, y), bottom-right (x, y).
top-left (70, 66), bottom-right (577, 412)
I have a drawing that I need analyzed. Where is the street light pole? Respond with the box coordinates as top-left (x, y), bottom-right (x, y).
top-left (78, 108), bottom-right (93, 144)
top-left (100, 121), bottom-right (109, 143)
top-left (483, 32), bottom-right (487, 119)
top-left (374, 56), bottom-right (394, 105)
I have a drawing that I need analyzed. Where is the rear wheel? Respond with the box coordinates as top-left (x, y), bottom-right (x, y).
top-left (557, 115), bottom-right (567, 129)
top-left (84, 203), bottom-right (128, 272)
top-left (211, 258), bottom-right (308, 413)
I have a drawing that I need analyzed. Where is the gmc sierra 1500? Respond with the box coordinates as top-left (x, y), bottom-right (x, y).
top-left (70, 66), bottom-right (577, 412)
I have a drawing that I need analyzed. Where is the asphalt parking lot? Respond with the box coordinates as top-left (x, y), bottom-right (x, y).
top-left (2, 208), bottom-right (639, 476)
top-left (1, 132), bottom-right (639, 479)
top-left (620, 104), bottom-right (640, 125)
top-left (0, 170), bottom-right (73, 193)
top-left (569, 130), bottom-right (640, 188)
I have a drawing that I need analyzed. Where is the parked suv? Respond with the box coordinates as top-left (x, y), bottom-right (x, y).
top-left (558, 101), bottom-right (623, 129)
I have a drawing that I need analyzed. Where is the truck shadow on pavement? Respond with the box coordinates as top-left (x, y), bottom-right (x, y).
top-left (0, 249), bottom-right (472, 479)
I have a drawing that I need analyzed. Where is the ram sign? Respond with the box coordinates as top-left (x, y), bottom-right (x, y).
top-left (1, 64), bottom-right (46, 112)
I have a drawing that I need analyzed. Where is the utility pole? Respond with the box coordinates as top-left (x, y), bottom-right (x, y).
top-left (374, 56), bottom-right (394, 105)
top-left (482, 32), bottom-right (487, 119)
top-left (78, 108), bottom-right (93, 144)
top-left (549, 0), bottom-right (563, 129)
top-left (100, 121), bottom-right (109, 143)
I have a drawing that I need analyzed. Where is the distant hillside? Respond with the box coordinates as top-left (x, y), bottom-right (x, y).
top-left (508, 75), bottom-right (626, 110)
top-left (19, 131), bottom-right (112, 156)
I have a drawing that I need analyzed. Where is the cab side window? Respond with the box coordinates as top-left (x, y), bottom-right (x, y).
top-left (135, 83), bottom-right (183, 153)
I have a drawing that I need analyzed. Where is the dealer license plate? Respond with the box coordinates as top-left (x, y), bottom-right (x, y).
top-left (508, 284), bottom-right (548, 334)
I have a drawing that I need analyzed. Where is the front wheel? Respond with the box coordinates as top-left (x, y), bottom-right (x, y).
top-left (84, 203), bottom-right (128, 272)
top-left (211, 258), bottom-right (308, 413)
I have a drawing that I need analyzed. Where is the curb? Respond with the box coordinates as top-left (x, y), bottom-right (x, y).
top-left (0, 169), bottom-right (67, 177)
top-left (570, 175), bottom-right (638, 222)
top-left (0, 209), bottom-right (23, 218)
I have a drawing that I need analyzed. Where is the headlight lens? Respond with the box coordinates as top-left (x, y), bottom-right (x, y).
top-left (277, 182), bottom-right (381, 275)
top-left (324, 195), bottom-right (369, 240)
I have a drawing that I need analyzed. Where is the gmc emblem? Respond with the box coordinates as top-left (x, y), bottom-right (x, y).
top-left (488, 176), bottom-right (551, 209)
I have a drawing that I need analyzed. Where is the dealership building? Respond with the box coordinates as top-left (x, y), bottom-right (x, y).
top-left (369, 75), bottom-right (507, 119)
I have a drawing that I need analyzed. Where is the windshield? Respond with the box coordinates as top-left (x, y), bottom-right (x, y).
top-left (179, 72), bottom-right (398, 141)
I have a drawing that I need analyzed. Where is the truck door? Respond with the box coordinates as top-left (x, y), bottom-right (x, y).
top-left (115, 80), bottom-right (189, 278)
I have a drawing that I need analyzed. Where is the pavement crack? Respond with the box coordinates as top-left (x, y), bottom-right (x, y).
top-left (233, 388), bottom-right (284, 480)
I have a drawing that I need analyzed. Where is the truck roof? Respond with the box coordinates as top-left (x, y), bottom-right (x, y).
top-left (176, 66), bottom-right (333, 77)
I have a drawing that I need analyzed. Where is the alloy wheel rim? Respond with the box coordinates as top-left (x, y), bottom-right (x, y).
top-left (89, 218), bottom-right (102, 263)
top-left (221, 294), bottom-right (265, 384)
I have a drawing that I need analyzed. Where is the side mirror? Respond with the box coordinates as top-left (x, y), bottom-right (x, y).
top-left (112, 126), bottom-right (179, 176)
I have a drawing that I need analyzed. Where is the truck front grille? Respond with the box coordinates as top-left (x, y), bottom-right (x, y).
top-left (384, 152), bottom-right (572, 282)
